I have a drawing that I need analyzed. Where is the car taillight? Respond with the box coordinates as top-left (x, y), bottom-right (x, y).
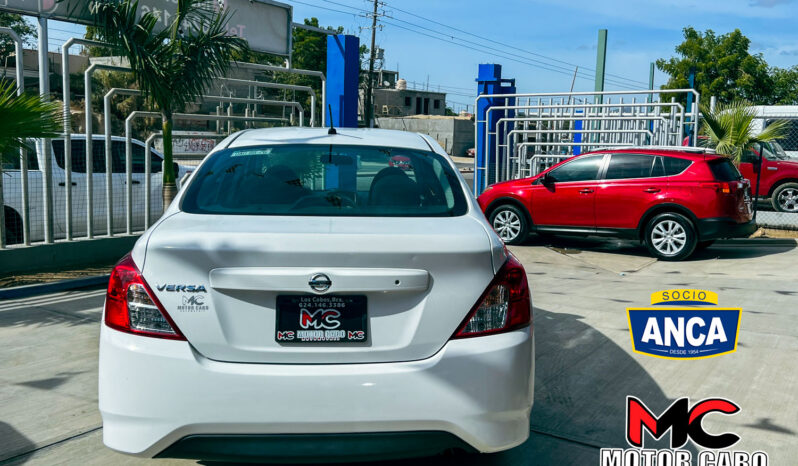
top-left (700, 182), bottom-right (732, 194)
top-left (105, 254), bottom-right (186, 340)
top-left (452, 254), bottom-right (531, 339)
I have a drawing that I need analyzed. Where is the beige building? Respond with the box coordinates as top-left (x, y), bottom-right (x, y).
top-left (376, 115), bottom-right (474, 157)
top-left (361, 70), bottom-right (447, 119)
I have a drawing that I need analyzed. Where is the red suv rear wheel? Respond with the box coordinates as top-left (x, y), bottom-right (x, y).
top-left (643, 212), bottom-right (698, 261)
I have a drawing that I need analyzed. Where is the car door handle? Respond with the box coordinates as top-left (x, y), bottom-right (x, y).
top-left (578, 188), bottom-right (594, 194)
top-left (643, 187), bottom-right (661, 193)
top-left (58, 182), bottom-right (77, 187)
top-left (767, 167), bottom-right (778, 171)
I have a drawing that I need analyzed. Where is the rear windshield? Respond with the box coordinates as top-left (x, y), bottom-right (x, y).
top-left (708, 158), bottom-right (743, 181)
top-left (181, 144), bottom-right (468, 217)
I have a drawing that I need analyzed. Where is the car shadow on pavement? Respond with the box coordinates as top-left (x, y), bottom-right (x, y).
top-left (0, 289), bottom-right (105, 329)
top-left (203, 307), bottom-right (695, 466)
top-left (0, 422), bottom-right (37, 463)
top-left (526, 234), bottom-right (796, 262)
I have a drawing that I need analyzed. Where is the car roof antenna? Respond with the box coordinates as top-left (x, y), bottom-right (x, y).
top-left (327, 104), bottom-right (337, 135)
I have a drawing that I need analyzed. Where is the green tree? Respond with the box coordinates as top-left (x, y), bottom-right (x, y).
top-left (0, 80), bottom-right (62, 156)
top-left (83, 25), bottom-right (115, 58)
top-left (0, 79), bottom-right (63, 245)
top-left (657, 28), bottom-right (774, 105)
top-left (92, 0), bottom-right (249, 206)
top-left (770, 66), bottom-right (798, 105)
top-left (0, 13), bottom-right (35, 79)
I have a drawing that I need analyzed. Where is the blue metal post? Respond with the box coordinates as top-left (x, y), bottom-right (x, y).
top-left (573, 110), bottom-right (584, 155)
top-left (685, 67), bottom-right (696, 146)
top-left (326, 34), bottom-right (360, 128)
top-left (475, 64), bottom-right (515, 195)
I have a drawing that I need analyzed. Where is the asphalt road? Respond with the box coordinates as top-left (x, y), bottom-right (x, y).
top-left (1, 238), bottom-right (797, 465)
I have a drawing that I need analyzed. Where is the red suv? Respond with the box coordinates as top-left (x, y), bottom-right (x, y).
top-left (478, 148), bottom-right (756, 260)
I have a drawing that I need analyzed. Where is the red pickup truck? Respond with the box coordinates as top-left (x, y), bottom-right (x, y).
top-left (739, 141), bottom-right (798, 212)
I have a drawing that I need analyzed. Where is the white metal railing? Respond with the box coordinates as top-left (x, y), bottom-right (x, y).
top-left (0, 27), bottom-right (25, 248)
top-left (124, 111), bottom-right (287, 236)
top-left (0, 35), bottom-right (315, 250)
top-left (474, 89), bottom-right (701, 194)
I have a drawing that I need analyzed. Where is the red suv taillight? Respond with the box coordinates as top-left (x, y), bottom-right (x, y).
top-left (452, 254), bottom-right (531, 339)
top-left (105, 254), bottom-right (186, 340)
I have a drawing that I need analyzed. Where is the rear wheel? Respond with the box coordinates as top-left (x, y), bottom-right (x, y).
top-left (489, 204), bottom-right (529, 245)
top-left (644, 212), bottom-right (697, 261)
top-left (771, 182), bottom-right (798, 212)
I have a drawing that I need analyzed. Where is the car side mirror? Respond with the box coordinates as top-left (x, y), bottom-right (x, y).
top-left (540, 173), bottom-right (554, 186)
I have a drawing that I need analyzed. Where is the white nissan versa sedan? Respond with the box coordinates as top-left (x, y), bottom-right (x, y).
top-left (99, 127), bottom-right (534, 462)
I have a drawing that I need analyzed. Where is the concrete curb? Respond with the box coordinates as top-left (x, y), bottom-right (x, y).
top-left (717, 238), bottom-right (798, 246)
top-left (0, 235), bottom-right (138, 277)
top-left (0, 275), bottom-right (110, 300)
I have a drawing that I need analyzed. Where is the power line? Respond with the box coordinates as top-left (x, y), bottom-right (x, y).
top-left (381, 18), bottom-right (638, 89)
top-left (382, 1), bottom-right (649, 87)
top-left (291, 0), bottom-right (361, 17)
top-left (302, 0), bottom-right (609, 87)
top-left (381, 17), bottom-right (637, 88)
top-left (322, 0), bottom-right (648, 88)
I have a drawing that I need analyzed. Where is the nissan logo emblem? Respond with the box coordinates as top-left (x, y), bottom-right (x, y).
top-left (309, 273), bottom-right (332, 293)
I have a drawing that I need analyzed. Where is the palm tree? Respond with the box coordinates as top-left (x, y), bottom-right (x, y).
top-left (0, 79), bottom-right (62, 155)
top-left (700, 100), bottom-right (788, 164)
top-left (91, 0), bottom-right (249, 206)
top-left (0, 79), bottom-right (63, 245)
top-left (700, 100), bottom-right (789, 221)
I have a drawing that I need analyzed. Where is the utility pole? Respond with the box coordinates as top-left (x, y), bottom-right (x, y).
top-left (364, 0), bottom-right (380, 128)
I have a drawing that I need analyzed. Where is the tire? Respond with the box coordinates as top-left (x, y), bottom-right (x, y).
top-left (489, 204), bottom-right (529, 245)
top-left (3, 206), bottom-right (22, 245)
top-left (771, 182), bottom-right (798, 213)
top-left (643, 212), bottom-right (697, 261)
top-left (696, 240), bottom-right (715, 250)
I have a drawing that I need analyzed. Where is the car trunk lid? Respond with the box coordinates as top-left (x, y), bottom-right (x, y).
top-left (141, 212), bottom-right (495, 364)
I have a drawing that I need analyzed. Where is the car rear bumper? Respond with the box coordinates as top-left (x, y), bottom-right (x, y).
top-left (155, 431), bottom-right (477, 463)
top-left (99, 325), bottom-right (534, 460)
top-left (697, 217), bottom-right (757, 240)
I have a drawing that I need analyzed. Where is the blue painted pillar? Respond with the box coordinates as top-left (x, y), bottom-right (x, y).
top-left (573, 110), bottom-right (584, 155)
top-left (326, 34), bottom-right (360, 128)
top-left (685, 66), bottom-right (696, 146)
top-left (475, 64), bottom-right (516, 195)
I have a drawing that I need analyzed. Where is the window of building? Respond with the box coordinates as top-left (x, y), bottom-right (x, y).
top-left (433, 100), bottom-right (441, 109)
top-left (404, 97), bottom-right (411, 106)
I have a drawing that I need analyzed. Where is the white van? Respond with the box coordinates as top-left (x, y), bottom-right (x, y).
top-left (750, 105), bottom-right (798, 159)
top-left (2, 135), bottom-right (191, 244)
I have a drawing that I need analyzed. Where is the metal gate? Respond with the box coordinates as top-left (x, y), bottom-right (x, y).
top-left (474, 89), bottom-right (700, 195)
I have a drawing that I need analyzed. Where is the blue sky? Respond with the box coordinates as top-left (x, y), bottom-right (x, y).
top-left (42, 0), bottom-right (798, 112)
top-left (290, 0), bottom-right (798, 110)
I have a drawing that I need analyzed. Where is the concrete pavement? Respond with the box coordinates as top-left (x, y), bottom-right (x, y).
top-left (1, 238), bottom-right (796, 465)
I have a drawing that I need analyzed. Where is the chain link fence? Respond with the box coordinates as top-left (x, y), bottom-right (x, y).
top-left (750, 116), bottom-right (798, 231)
